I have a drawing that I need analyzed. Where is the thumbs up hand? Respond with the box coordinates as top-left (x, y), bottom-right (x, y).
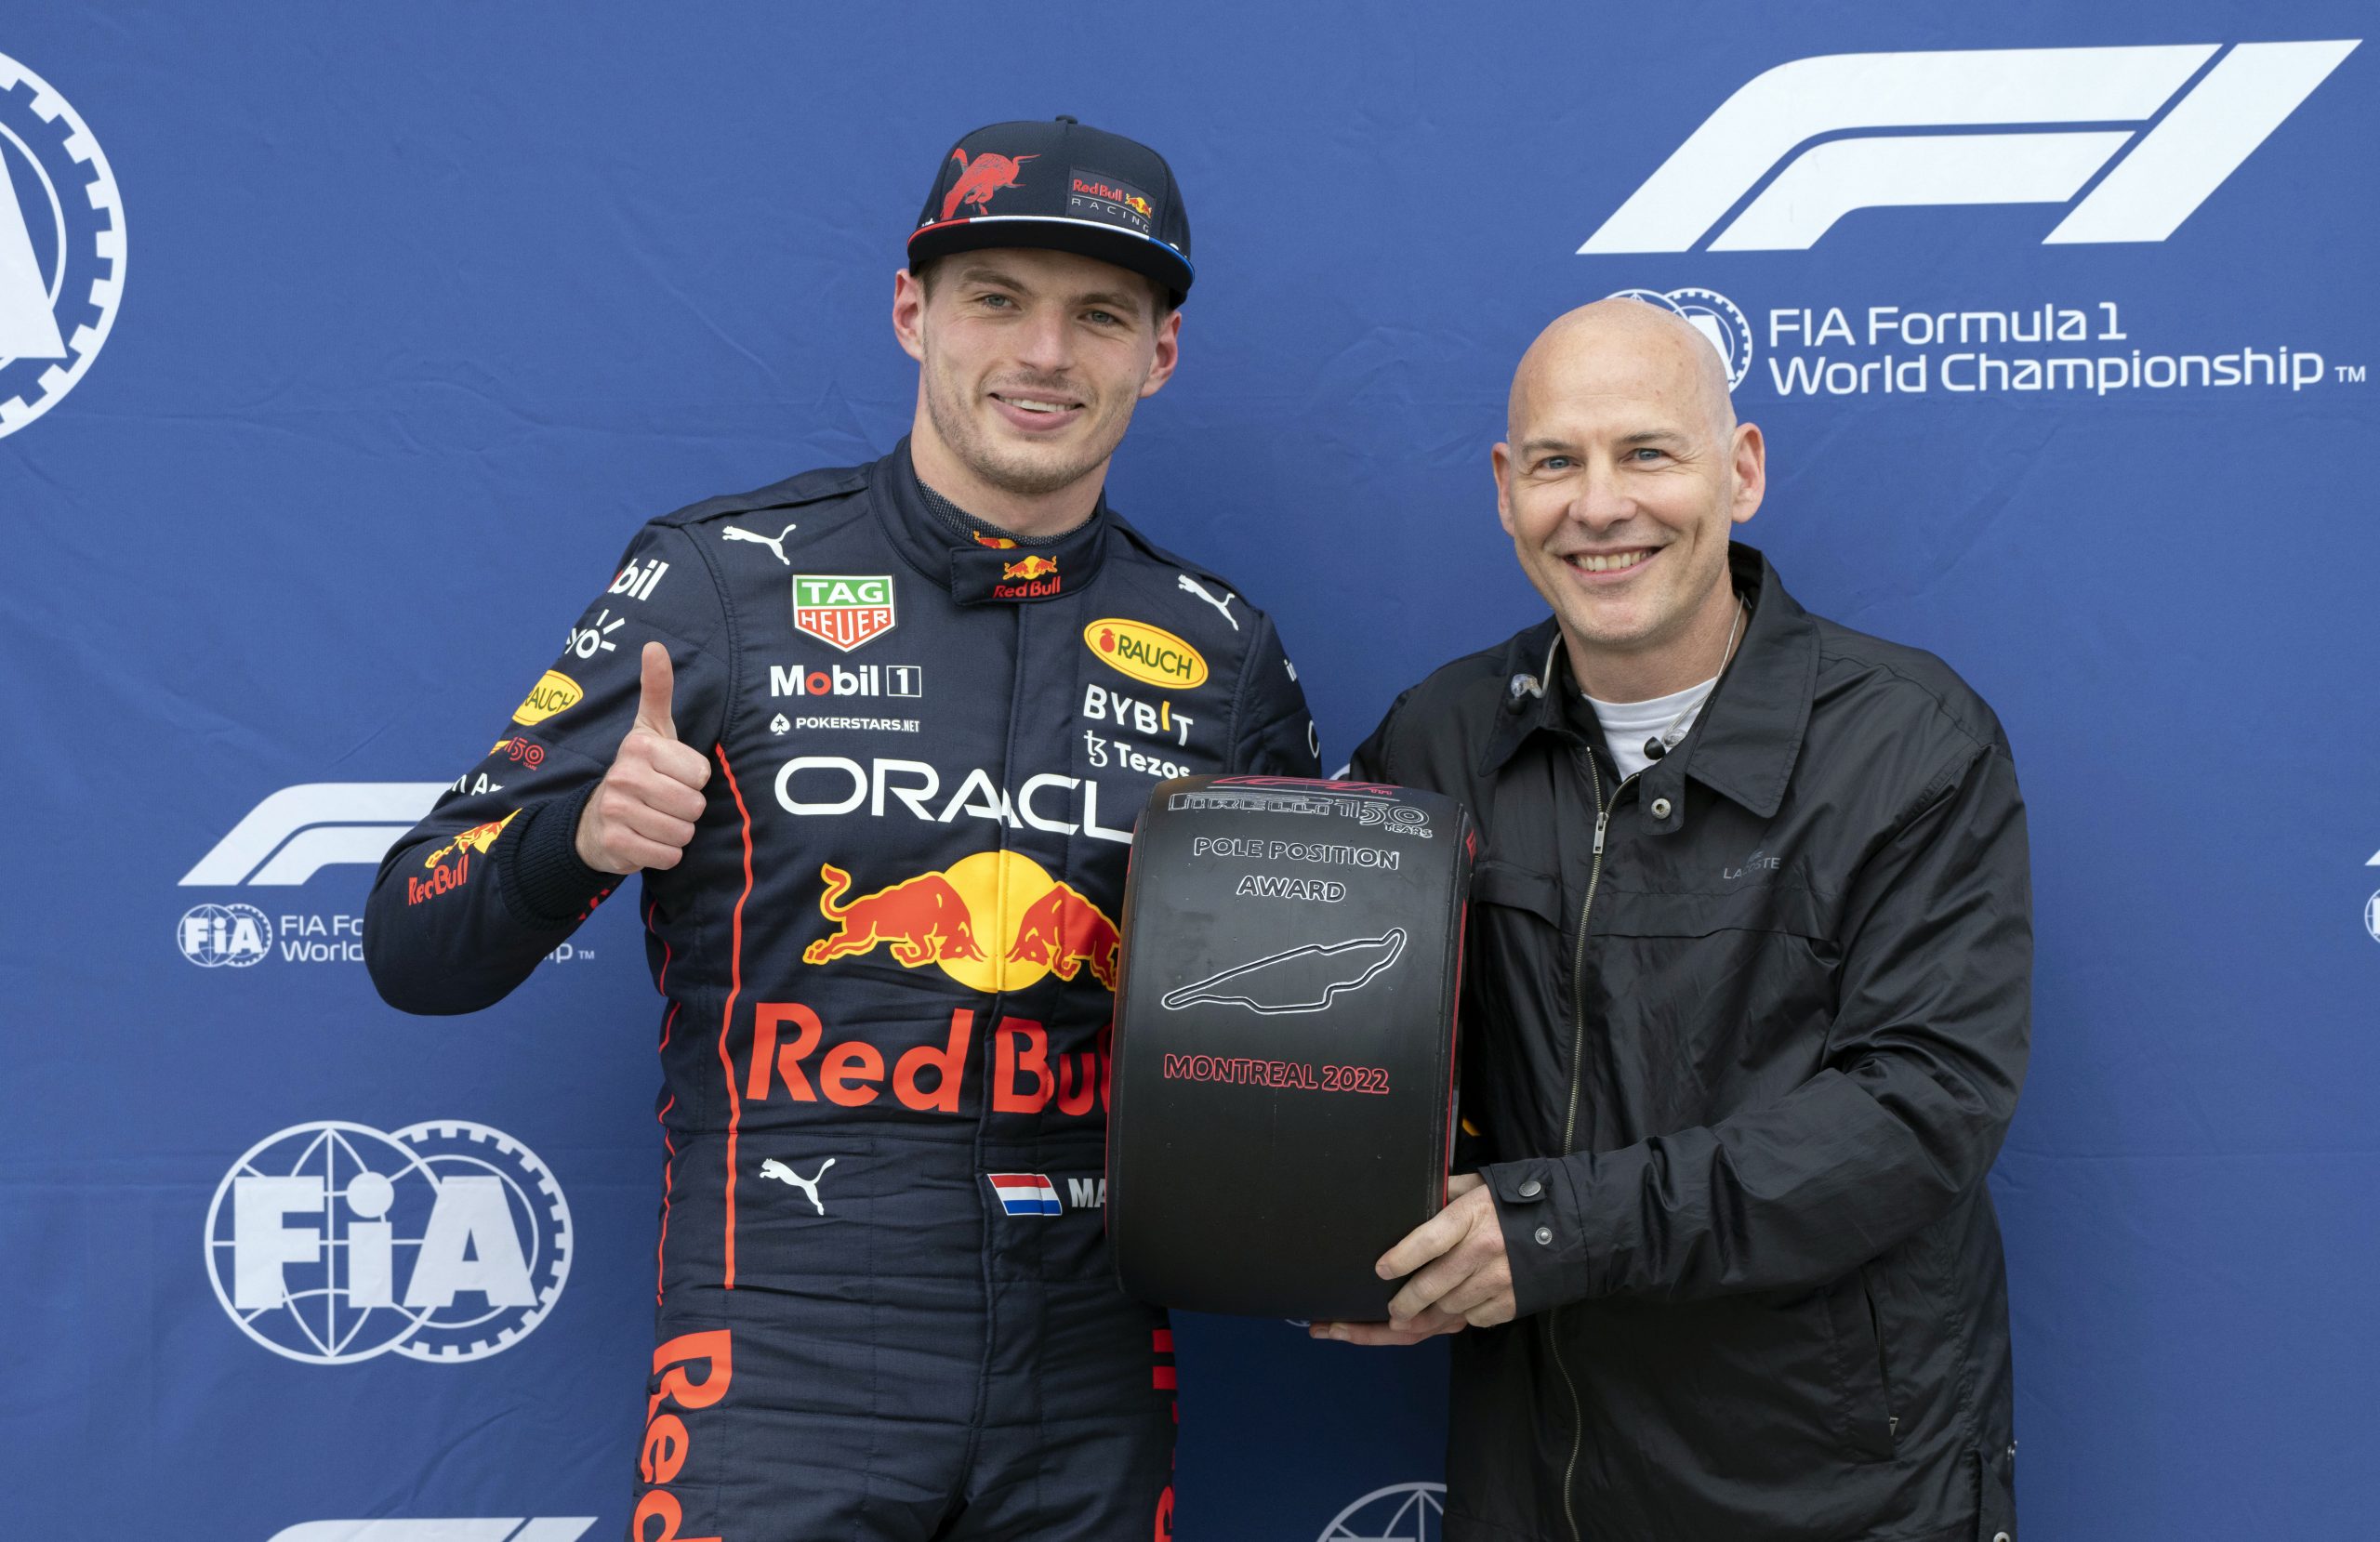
top-left (575, 641), bottom-right (714, 875)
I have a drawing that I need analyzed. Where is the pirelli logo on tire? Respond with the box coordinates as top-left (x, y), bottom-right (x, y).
top-left (1084, 618), bottom-right (1207, 691)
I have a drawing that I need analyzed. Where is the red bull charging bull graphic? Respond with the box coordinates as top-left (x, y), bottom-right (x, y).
top-left (993, 554), bottom-right (1061, 600)
top-left (803, 853), bottom-right (1118, 994)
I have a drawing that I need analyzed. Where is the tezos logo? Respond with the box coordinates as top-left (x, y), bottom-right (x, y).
top-left (205, 1119), bottom-right (571, 1364)
top-left (1317, 1482), bottom-right (1444, 1542)
top-left (0, 54), bottom-right (126, 439)
top-left (1606, 287), bottom-right (1752, 389)
top-left (178, 902), bottom-right (272, 967)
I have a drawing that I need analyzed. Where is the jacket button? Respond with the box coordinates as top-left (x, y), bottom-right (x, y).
top-left (1992, 1533), bottom-right (2011, 1542)
top-left (1650, 797), bottom-right (1673, 819)
top-left (1517, 1178), bottom-right (1542, 1198)
top-left (1533, 1226), bottom-right (1554, 1245)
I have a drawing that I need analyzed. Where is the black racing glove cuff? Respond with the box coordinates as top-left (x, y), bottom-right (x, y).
top-left (500, 783), bottom-right (611, 926)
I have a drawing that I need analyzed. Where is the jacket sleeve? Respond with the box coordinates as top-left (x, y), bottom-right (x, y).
top-left (1229, 613), bottom-right (1323, 777)
top-left (1489, 739), bottom-right (2032, 1311)
top-left (363, 521), bottom-right (733, 1015)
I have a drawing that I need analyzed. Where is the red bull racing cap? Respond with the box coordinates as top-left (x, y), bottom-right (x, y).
top-left (908, 116), bottom-right (1195, 307)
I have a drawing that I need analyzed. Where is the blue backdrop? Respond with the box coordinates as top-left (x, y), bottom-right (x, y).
top-left (6, 4), bottom-right (2376, 1538)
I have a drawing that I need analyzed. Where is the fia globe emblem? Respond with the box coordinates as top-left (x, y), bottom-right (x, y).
top-left (2366, 890), bottom-right (2380, 944)
top-left (178, 903), bottom-right (272, 967)
top-left (204, 1120), bottom-right (572, 1364)
top-left (1317, 1483), bottom-right (1444, 1542)
top-left (0, 53), bottom-right (126, 437)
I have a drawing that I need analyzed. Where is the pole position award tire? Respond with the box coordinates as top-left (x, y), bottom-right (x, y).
top-left (1106, 775), bottom-right (1474, 1321)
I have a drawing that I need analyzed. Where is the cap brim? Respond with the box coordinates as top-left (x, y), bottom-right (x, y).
top-left (908, 215), bottom-right (1194, 306)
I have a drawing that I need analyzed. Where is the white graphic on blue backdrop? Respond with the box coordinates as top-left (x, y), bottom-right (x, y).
top-left (0, 52), bottom-right (125, 438)
top-left (1317, 1482), bottom-right (1444, 1542)
top-left (267, 1522), bottom-right (598, 1542)
top-left (205, 1120), bottom-right (572, 1364)
top-left (181, 783), bottom-right (447, 887)
top-left (1580, 42), bottom-right (2358, 253)
top-left (177, 902), bottom-right (273, 968)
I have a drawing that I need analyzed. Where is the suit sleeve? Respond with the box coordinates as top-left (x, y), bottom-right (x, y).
top-left (364, 521), bottom-right (732, 1014)
top-left (1489, 740), bottom-right (2032, 1311)
top-left (1228, 613), bottom-right (1324, 777)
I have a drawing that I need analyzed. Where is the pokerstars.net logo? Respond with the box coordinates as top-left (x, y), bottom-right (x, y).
top-left (205, 1119), bottom-right (572, 1364)
top-left (0, 52), bottom-right (126, 438)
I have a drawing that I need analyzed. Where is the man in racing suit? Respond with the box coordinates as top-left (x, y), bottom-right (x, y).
top-left (364, 116), bottom-right (1319, 1541)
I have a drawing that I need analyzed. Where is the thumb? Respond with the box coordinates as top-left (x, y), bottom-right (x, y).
top-left (635, 640), bottom-right (678, 740)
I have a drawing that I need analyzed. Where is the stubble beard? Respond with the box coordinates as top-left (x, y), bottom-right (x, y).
top-left (923, 365), bottom-right (1137, 501)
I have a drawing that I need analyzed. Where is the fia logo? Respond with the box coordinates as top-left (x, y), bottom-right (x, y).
top-left (0, 54), bottom-right (126, 438)
top-left (205, 1120), bottom-right (572, 1364)
top-left (1316, 1483), bottom-right (1445, 1542)
top-left (177, 902), bottom-right (273, 967)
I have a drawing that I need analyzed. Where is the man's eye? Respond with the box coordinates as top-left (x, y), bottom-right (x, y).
top-left (1539, 456), bottom-right (1573, 471)
top-left (1629, 447), bottom-right (1666, 462)
top-left (1086, 310), bottom-right (1120, 326)
top-left (978, 293), bottom-right (1014, 309)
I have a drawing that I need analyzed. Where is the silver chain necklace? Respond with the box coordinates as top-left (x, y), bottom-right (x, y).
top-left (1641, 597), bottom-right (1746, 764)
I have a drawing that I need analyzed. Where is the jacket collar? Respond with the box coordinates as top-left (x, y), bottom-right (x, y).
top-left (876, 436), bottom-right (1112, 606)
top-left (1480, 543), bottom-right (1818, 822)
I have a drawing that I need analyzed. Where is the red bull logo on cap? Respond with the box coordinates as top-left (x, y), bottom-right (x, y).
top-left (802, 851), bottom-right (1119, 994)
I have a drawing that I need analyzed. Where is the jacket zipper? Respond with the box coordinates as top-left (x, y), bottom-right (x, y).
top-left (1554, 749), bottom-right (1630, 1542)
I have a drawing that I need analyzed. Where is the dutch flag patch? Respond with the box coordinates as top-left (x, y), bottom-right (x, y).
top-left (985, 1172), bottom-right (1063, 1216)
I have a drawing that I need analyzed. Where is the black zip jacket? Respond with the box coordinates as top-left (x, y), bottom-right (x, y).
top-left (1352, 545), bottom-right (2030, 1542)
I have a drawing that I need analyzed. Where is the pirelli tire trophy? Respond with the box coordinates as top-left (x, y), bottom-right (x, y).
top-left (1107, 775), bottom-right (1475, 1321)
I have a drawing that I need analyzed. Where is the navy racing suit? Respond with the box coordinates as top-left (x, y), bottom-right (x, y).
top-left (364, 441), bottom-right (1320, 1541)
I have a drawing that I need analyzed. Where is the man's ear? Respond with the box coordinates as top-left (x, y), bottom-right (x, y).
top-left (892, 267), bottom-right (929, 364)
top-left (1137, 308), bottom-right (1183, 400)
top-left (1728, 421), bottom-right (1765, 526)
top-left (1491, 442), bottom-right (1518, 537)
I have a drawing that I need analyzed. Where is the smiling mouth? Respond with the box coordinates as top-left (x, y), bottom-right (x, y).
top-left (990, 391), bottom-right (1085, 415)
top-left (1562, 547), bottom-right (1658, 575)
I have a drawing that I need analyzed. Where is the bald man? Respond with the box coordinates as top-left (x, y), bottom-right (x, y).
top-left (1331, 299), bottom-right (2031, 1542)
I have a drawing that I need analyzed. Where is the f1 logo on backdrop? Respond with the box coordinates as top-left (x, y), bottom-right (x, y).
top-left (205, 1120), bottom-right (571, 1364)
top-left (267, 1524), bottom-right (597, 1542)
top-left (0, 52), bottom-right (126, 438)
top-left (182, 783), bottom-right (448, 887)
top-left (1580, 42), bottom-right (2358, 253)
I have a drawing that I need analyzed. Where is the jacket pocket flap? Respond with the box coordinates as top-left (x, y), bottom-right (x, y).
top-left (1590, 883), bottom-right (1831, 942)
top-left (1472, 861), bottom-right (1563, 925)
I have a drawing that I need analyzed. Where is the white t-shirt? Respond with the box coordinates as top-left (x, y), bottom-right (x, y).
top-left (1586, 676), bottom-right (1719, 782)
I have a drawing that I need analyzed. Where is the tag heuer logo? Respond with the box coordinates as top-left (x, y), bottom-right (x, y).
top-left (792, 574), bottom-right (897, 652)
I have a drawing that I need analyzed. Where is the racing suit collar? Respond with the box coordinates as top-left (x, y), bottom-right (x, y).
top-left (1482, 543), bottom-right (1818, 822)
top-left (879, 437), bottom-right (1112, 606)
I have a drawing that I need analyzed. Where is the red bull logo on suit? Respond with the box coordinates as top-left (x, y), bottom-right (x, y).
top-left (801, 852), bottom-right (1119, 994)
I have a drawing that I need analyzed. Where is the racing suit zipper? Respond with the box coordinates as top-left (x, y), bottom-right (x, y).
top-left (1553, 749), bottom-right (1632, 1542)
